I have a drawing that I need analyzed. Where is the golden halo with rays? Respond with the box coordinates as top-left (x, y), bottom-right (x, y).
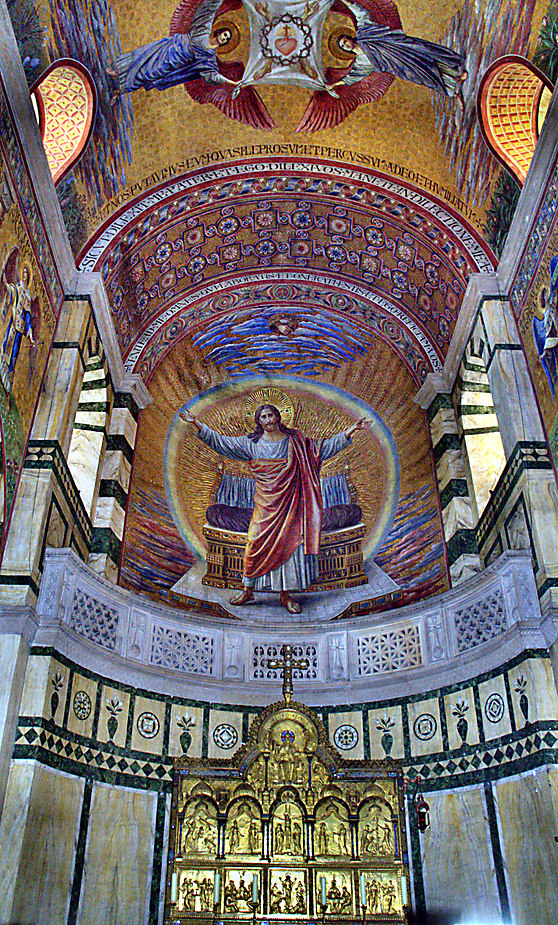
top-left (212, 19), bottom-right (241, 54)
top-left (243, 387), bottom-right (295, 430)
top-left (328, 26), bottom-right (357, 62)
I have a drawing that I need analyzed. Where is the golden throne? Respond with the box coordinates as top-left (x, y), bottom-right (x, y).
top-left (201, 463), bottom-right (368, 591)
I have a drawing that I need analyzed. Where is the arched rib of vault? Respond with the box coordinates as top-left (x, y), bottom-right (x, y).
top-left (124, 270), bottom-right (442, 386)
top-left (78, 159), bottom-right (496, 365)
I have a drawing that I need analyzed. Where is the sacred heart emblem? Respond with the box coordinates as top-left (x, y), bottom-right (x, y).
top-left (274, 35), bottom-right (298, 55)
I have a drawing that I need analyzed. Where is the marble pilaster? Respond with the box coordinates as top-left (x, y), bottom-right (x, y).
top-left (426, 393), bottom-right (482, 585)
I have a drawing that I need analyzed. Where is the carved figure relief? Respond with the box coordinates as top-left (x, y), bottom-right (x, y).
top-left (226, 800), bottom-right (261, 855)
top-left (269, 869), bottom-right (307, 914)
top-left (181, 799), bottom-right (218, 856)
top-left (359, 798), bottom-right (395, 857)
top-left (361, 872), bottom-right (401, 915)
top-left (272, 798), bottom-right (304, 857)
top-left (315, 800), bottom-right (350, 857)
top-left (177, 871), bottom-right (216, 912)
top-left (316, 871), bottom-right (354, 915)
top-left (224, 869), bottom-right (259, 912)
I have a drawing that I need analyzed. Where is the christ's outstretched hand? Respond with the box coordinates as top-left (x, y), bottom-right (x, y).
top-left (345, 417), bottom-right (369, 438)
top-left (180, 409), bottom-right (201, 431)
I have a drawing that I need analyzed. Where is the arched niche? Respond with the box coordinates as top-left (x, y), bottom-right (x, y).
top-left (224, 797), bottom-right (261, 857)
top-left (314, 796), bottom-right (351, 858)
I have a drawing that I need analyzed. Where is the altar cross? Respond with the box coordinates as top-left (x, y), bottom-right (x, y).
top-left (267, 644), bottom-right (309, 702)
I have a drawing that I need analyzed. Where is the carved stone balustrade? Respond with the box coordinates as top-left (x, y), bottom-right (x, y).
top-left (28, 548), bottom-right (552, 705)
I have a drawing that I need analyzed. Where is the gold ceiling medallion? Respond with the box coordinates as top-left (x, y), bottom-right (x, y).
top-left (165, 670), bottom-right (410, 924)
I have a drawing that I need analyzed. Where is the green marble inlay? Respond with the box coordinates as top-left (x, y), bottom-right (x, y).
top-left (446, 528), bottom-right (479, 565)
top-left (427, 391), bottom-right (452, 422)
top-left (149, 791), bottom-right (168, 925)
top-left (432, 431), bottom-right (461, 463)
top-left (483, 781), bottom-right (511, 922)
top-left (67, 778), bottom-right (93, 925)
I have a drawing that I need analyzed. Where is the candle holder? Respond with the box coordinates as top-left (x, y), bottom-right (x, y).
top-left (319, 901), bottom-right (328, 925)
top-left (361, 903), bottom-right (366, 925)
top-left (248, 899), bottom-right (258, 925)
top-left (213, 900), bottom-right (220, 924)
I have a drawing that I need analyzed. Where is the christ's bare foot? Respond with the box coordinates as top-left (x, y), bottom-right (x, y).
top-left (280, 591), bottom-right (301, 614)
top-left (230, 589), bottom-right (254, 605)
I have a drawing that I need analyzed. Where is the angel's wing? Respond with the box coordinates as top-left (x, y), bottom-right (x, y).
top-left (170, 0), bottom-right (242, 42)
top-left (296, 68), bottom-right (394, 132)
top-left (186, 61), bottom-right (276, 129)
top-left (30, 296), bottom-right (40, 337)
top-left (331, 0), bottom-right (401, 31)
top-left (0, 247), bottom-right (19, 304)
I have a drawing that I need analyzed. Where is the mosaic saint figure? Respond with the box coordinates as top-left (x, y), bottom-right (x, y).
top-left (0, 250), bottom-right (38, 392)
top-left (181, 403), bottom-right (367, 613)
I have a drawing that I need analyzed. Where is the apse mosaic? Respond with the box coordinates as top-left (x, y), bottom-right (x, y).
top-left (120, 324), bottom-right (448, 615)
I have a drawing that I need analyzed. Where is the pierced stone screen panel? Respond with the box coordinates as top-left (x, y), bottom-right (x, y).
top-left (67, 588), bottom-right (119, 651)
top-left (356, 625), bottom-right (422, 676)
top-left (454, 590), bottom-right (507, 653)
top-left (150, 625), bottom-right (216, 675)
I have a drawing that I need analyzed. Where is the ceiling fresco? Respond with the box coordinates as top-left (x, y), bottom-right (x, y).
top-left (7, 0), bottom-right (553, 615)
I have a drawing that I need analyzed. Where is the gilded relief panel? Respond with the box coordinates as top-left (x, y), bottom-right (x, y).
top-left (165, 700), bottom-right (409, 925)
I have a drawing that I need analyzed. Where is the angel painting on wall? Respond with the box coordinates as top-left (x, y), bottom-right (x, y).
top-left (0, 248), bottom-right (39, 394)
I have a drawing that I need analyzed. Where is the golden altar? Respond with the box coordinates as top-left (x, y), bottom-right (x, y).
top-left (164, 698), bottom-right (410, 924)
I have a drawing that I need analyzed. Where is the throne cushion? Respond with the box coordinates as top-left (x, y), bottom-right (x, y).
top-left (206, 503), bottom-right (362, 533)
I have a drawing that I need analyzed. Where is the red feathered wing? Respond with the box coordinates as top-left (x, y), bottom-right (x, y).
top-left (171, 0), bottom-right (275, 129)
top-left (297, 0), bottom-right (401, 132)
top-left (296, 67), bottom-right (394, 132)
top-left (186, 61), bottom-right (276, 130)
top-left (170, 0), bottom-right (242, 35)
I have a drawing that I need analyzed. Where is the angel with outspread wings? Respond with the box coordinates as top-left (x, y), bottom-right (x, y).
top-left (110, 0), bottom-right (275, 129)
top-left (0, 248), bottom-right (39, 393)
top-left (297, 0), bottom-right (466, 131)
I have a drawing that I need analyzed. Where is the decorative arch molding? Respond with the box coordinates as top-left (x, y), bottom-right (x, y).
top-left (123, 270), bottom-right (443, 385)
top-left (31, 59), bottom-right (96, 185)
top-left (477, 55), bottom-right (554, 185)
top-left (77, 159), bottom-right (496, 366)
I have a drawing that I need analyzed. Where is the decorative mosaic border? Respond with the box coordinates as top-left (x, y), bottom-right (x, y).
top-left (12, 645), bottom-right (557, 794)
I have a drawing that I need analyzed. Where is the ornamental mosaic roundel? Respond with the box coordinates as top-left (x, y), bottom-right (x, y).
top-left (484, 692), bottom-right (505, 724)
top-left (413, 713), bottom-right (437, 741)
top-left (333, 724), bottom-right (359, 750)
top-left (73, 690), bottom-right (91, 721)
top-left (213, 723), bottom-right (239, 749)
top-left (137, 711), bottom-right (160, 739)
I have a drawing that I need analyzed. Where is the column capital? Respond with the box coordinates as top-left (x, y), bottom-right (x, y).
top-left (414, 373), bottom-right (452, 410)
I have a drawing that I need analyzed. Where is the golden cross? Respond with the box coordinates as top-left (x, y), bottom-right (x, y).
top-left (267, 644), bottom-right (309, 703)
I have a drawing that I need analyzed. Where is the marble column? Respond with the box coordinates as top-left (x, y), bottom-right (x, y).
top-left (425, 392), bottom-right (482, 585)
top-left (90, 393), bottom-right (141, 583)
top-left (475, 298), bottom-right (558, 616)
